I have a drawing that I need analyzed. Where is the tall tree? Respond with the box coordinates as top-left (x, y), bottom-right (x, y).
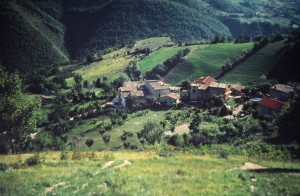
top-left (0, 66), bottom-right (41, 154)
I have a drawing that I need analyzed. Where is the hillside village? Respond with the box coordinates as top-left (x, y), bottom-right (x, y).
top-left (110, 75), bottom-right (295, 119)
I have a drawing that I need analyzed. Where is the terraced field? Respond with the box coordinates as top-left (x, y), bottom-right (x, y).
top-left (220, 40), bottom-right (286, 85)
top-left (164, 43), bottom-right (254, 85)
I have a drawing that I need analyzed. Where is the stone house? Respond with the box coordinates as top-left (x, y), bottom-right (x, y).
top-left (270, 84), bottom-right (293, 101)
top-left (229, 84), bottom-right (245, 96)
top-left (190, 76), bottom-right (231, 101)
top-left (117, 80), bottom-right (180, 107)
top-left (257, 98), bottom-right (284, 117)
top-left (159, 93), bottom-right (180, 106)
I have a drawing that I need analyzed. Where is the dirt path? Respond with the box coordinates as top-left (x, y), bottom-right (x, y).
top-left (240, 162), bottom-right (267, 170)
top-left (101, 161), bottom-right (115, 169)
top-left (114, 160), bottom-right (131, 169)
top-left (45, 182), bottom-right (66, 193)
top-left (164, 124), bottom-right (190, 136)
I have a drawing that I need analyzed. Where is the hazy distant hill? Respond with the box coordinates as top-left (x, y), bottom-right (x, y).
top-left (1, 0), bottom-right (299, 72)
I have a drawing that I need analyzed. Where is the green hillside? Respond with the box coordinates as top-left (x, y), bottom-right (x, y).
top-left (0, 151), bottom-right (299, 195)
top-left (220, 40), bottom-right (286, 85)
top-left (0, 1), bottom-right (69, 72)
top-left (138, 45), bottom-right (200, 75)
top-left (164, 43), bottom-right (253, 85)
top-left (1, 0), bottom-right (298, 72)
top-left (62, 0), bottom-right (231, 58)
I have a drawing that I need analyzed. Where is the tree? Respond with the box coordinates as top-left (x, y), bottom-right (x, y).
top-left (0, 66), bottom-right (41, 154)
top-left (138, 121), bottom-right (164, 145)
top-left (85, 139), bottom-right (94, 149)
top-left (102, 134), bottom-right (111, 149)
top-left (74, 74), bottom-right (83, 85)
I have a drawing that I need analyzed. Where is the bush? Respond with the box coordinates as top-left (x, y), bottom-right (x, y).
top-left (60, 151), bottom-right (69, 160)
top-left (25, 154), bottom-right (41, 166)
top-left (71, 150), bottom-right (82, 160)
top-left (0, 162), bottom-right (9, 172)
top-left (102, 152), bottom-right (115, 161)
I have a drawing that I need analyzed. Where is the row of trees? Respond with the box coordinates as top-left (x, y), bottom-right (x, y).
top-left (145, 48), bottom-right (190, 79)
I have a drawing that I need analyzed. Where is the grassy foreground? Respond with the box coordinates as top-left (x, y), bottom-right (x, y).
top-left (0, 151), bottom-right (299, 195)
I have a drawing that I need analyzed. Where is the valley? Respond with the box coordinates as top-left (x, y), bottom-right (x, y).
top-left (1, 0), bottom-right (300, 195)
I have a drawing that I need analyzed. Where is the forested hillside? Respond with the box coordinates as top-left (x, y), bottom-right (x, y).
top-left (0, 0), bottom-right (299, 72)
top-left (0, 0), bottom-right (69, 73)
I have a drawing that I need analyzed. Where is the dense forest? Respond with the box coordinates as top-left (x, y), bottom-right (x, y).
top-left (0, 0), bottom-right (299, 72)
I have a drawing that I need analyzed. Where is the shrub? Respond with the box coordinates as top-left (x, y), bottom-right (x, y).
top-left (89, 150), bottom-right (97, 160)
top-left (60, 151), bottom-right (69, 160)
top-left (25, 154), bottom-right (41, 166)
top-left (155, 144), bottom-right (173, 157)
top-left (71, 150), bottom-right (82, 160)
top-left (219, 150), bottom-right (229, 159)
top-left (102, 152), bottom-right (115, 161)
top-left (0, 162), bottom-right (9, 172)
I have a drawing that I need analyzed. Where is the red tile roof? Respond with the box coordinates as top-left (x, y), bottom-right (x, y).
top-left (258, 98), bottom-right (284, 109)
top-left (195, 76), bottom-right (216, 85)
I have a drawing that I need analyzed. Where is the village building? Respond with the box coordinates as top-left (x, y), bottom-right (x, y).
top-left (116, 80), bottom-right (180, 107)
top-left (190, 76), bottom-right (231, 101)
top-left (145, 80), bottom-right (172, 99)
top-left (270, 84), bottom-right (293, 101)
top-left (229, 84), bottom-right (245, 96)
top-left (159, 93), bottom-right (180, 106)
top-left (257, 98), bottom-right (284, 117)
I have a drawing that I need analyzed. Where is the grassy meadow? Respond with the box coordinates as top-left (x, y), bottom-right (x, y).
top-left (164, 43), bottom-right (254, 85)
top-left (65, 48), bottom-right (139, 85)
top-left (138, 45), bottom-right (201, 74)
top-left (133, 37), bottom-right (173, 51)
top-left (0, 151), bottom-right (299, 195)
top-left (220, 41), bottom-right (286, 85)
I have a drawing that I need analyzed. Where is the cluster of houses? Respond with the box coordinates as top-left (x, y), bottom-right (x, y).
top-left (114, 80), bottom-right (181, 107)
top-left (257, 84), bottom-right (294, 117)
top-left (114, 75), bottom-right (295, 118)
top-left (189, 76), bottom-right (244, 101)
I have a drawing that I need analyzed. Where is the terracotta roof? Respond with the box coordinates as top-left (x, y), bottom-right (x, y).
top-left (198, 84), bottom-right (209, 90)
top-left (119, 81), bottom-right (145, 97)
top-left (210, 82), bottom-right (229, 89)
top-left (195, 76), bottom-right (216, 85)
top-left (148, 81), bottom-right (170, 90)
top-left (258, 98), bottom-right (284, 109)
top-left (161, 93), bottom-right (180, 100)
top-left (272, 84), bottom-right (293, 94)
top-left (230, 84), bottom-right (245, 91)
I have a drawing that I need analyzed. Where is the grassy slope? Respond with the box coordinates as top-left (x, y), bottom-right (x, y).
top-left (134, 37), bottom-right (172, 50)
top-left (164, 43), bottom-right (253, 85)
top-left (0, 1), bottom-right (68, 72)
top-left (0, 151), bottom-right (299, 195)
top-left (68, 109), bottom-right (178, 151)
top-left (138, 45), bottom-right (199, 74)
top-left (220, 40), bottom-right (285, 85)
top-left (65, 48), bottom-right (138, 85)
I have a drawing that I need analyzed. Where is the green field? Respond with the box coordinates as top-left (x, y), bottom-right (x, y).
top-left (0, 151), bottom-right (299, 195)
top-left (138, 45), bottom-right (202, 74)
top-left (220, 41), bottom-right (286, 85)
top-left (164, 43), bottom-right (254, 85)
top-left (65, 48), bottom-right (139, 86)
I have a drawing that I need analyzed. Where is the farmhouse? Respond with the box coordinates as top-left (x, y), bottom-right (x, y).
top-left (159, 93), bottom-right (180, 106)
top-left (270, 84), bottom-right (293, 101)
top-left (117, 80), bottom-right (180, 107)
top-left (229, 84), bottom-right (245, 96)
top-left (190, 76), bottom-right (231, 101)
top-left (257, 98), bottom-right (284, 117)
